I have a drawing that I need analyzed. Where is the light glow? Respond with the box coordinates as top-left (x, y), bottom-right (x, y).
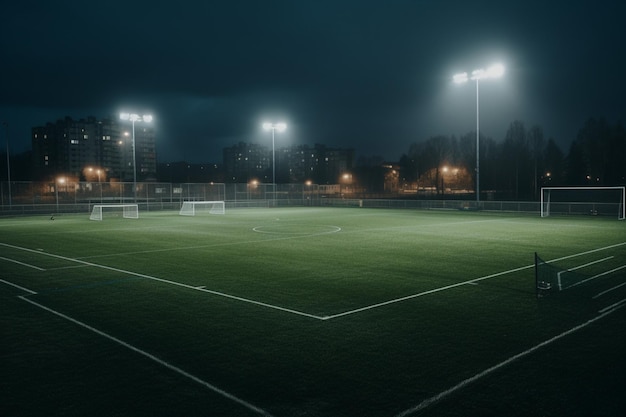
top-left (453, 72), bottom-right (468, 83)
top-left (263, 122), bottom-right (287, 132)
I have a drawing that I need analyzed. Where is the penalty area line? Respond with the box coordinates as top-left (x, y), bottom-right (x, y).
top-left (394, 302), bottom-right (626, 417)
top-left (17, 295), bottom-right (275, 417)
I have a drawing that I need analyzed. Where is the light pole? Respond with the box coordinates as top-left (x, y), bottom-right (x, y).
top-left (262, 122), bottom-right (286, 205)
top-left (2, 121), bottom-right (10, 207)
top-left (453, 63), bottom-right (504, 203)
top-left (55, 177), bottom-right (65, 210)
top-left (120, 113), bottom-right (152, 202)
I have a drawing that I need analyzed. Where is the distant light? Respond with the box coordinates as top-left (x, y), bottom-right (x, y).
top-left (470, 64), bottom-right (505, 80)
top-left (453, 72), bottom-right (468, 83)
top-left (471, 69), bottom-right (485, 80)
top-left (487, 63), bottom-right (505, 78)
top-left (262, 122), bottom-right (287, 132)
top-left (120, 112), bottom-right (152, 122)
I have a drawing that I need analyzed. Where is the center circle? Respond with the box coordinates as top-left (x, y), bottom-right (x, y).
top-left (252, 224), bottom-right (341, 235)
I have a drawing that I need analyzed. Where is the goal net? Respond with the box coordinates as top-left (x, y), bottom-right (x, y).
top-left (90, 204), bottom-right (139, 221)
top-left (179, 201), bottom-right (225, 216)
top-left (540, 186), bottom-right (625, 220)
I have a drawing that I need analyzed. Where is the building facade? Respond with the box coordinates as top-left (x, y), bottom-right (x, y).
top-left (223, 142), bottom-right (354, 184)
top-left (32, 116), bottom-right (156, 182)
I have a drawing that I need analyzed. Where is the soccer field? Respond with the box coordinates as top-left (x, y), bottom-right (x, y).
top-left (2, 207), bottom-right (625, 417)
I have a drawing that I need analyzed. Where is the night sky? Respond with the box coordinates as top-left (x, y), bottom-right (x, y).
top-left (1, 0), bottom-right (624, 163)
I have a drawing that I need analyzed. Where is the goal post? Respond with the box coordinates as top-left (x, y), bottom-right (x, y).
top-left (89, 204), bottom-right (139, 221)
top-left (179, 201), bottom-right (225, 216)
top-left (540, 186), bottom-right (625, 220)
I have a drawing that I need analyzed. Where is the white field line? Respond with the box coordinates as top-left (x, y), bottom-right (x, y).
top-left (17, 294), bottom-right (274, 417)
top-left (599, 298), bottom-right (626, 314)
top-left (548, 241), bottom-right (626, 263)
top-left (0, 256), bottom-right (45, 271)
top-left (0, 242), bottom-right (324, 321)
top-left (394, 301), bottom-right (626, 417)
top-left (593, 281), bottom-right (626, 299)
top-left (77, 217), bottom-right (499, 261)
top-left (3, 241), bottom-right (625, 321)
top-left (322, 264), bottom-right (534, 320)
top-left (567, 265), bottom-right (626, 290)
top-left (557, 256), bottom-right (613, 290)
top-left (0, 278), bottom-right (38, 294)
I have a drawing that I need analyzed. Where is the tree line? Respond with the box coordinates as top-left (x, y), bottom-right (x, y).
top-left (396, 117), bottom-right (626, 200)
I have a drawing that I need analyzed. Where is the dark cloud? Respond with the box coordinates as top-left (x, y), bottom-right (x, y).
top-left (1, 0), bottom-right (625, 162)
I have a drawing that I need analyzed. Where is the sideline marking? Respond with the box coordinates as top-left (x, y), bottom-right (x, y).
top-left (2, 241), bottom-right (625, 321)
top-left (557, 256), bottom-right (613, 290)
top-left (568, 265), bottom-right (626, 290)
top-left (16, 294), bottom-right (274, 417)
top-left (0, 278), bottom-right (38, 295)
top-left (0, 256), bottom-right (45, 271)
top-left (394, 301), bottom-right (626, 417)
top-left (0, 242), bottom-right (324, 321)
top-left (322, 264), bottom-right (533, 320)
top-left (593, 281), bottom-right (626, 299)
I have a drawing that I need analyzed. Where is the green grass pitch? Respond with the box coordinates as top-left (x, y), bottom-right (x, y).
top-left (1, 207), bottom-right (625, 416)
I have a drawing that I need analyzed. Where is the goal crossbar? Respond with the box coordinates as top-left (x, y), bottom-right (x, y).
top-left (179, 201), bottom-right (225, 216)
top-left (90, 204), bottom-right (139, 221)
top-left (540, 186), bottom-right (625, 220)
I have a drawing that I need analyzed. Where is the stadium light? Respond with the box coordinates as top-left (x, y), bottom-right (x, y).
top-left (119, 112), bottom-right (152, 202)
top-left (262, 122), bottom-right (287, 204)
top-left (453, 63), bottom-right (504, 203)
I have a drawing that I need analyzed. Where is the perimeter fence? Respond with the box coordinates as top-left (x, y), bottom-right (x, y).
top-left (0, 180), bottom-right (620, 217)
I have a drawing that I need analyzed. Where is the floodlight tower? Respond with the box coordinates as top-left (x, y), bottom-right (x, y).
top-left (119, 113), bottom-right (153, 202)
top-left (262, 122), bottom-right (287, 204)
top-left (453, 63), bottom-right (504, 202)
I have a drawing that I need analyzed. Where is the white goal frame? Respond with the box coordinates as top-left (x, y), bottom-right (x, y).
top-left (179, 201), bottom-right (225, 216)
top-left (540, 186), bottom-right (625, 220)
top-left (90, 204), bottom-right (139, 221)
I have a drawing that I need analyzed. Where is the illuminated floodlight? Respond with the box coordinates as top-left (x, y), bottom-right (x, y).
top-left (119, 112), bottom-right (154, 201)
top-left (453, 72), bottom-right (468, 83)
top-left (487, 63), bottom-right (505, 78)
top-left (262, 122), bottom-right (287, 203)
top-left (452, 62), bottom-right (505, 202)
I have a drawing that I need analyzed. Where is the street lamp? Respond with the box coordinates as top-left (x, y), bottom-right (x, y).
top-left (2, 121), bottom-right (10, 207)
top-left (119, 112), bottom-right (153, 202)
top-left (89, 167), bottom-right (103, 202)
top-left (453, 63), bottom-right (504, 202)
top-left (262, 122), bottom-right (286, 204)
top-left (55, 177), bottom-right (65, 210)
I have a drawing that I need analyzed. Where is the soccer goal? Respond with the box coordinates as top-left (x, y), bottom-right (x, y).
top-left (179, 201), bottom-right (225, 216)
top-left (540, 186), bottom-right (625, 220)
top-left (89, 204), bottom-right (139, 221)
